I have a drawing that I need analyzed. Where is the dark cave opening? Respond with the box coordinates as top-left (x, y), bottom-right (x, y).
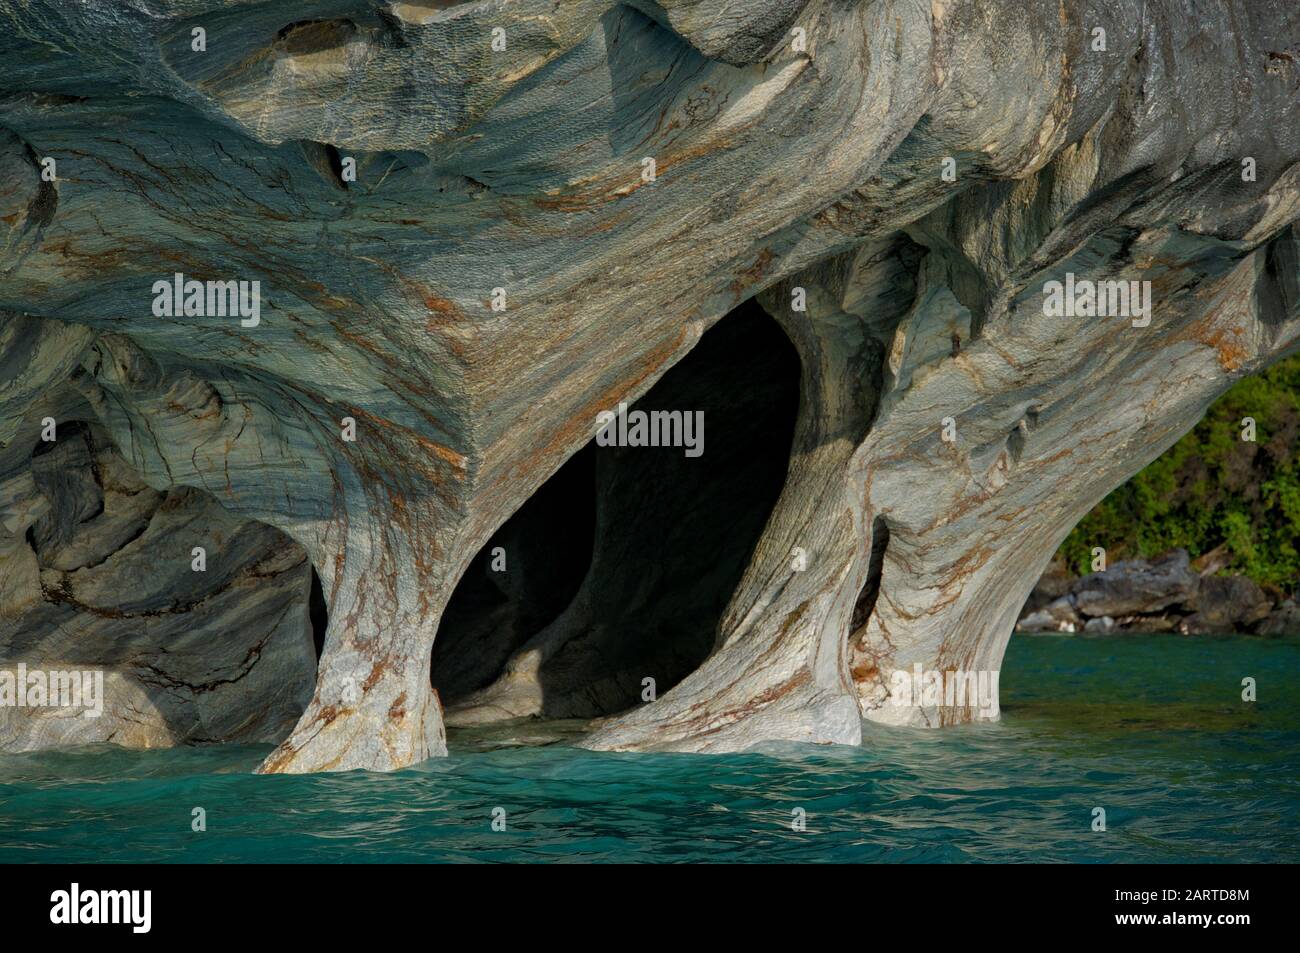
top-left (428, 442), bottom-right (598, 703)
top-left (431, 299), bottom-right (801, 719)
top-left (309, 568), bottom-right (329, 660)
top-left (851, 516), bottom-right (891, 636)
top-left (847, 516), bottom-right (891, 687)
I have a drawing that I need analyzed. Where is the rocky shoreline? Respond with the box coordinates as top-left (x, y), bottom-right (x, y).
top-left (1017, 549), bottom-right (1300, 636)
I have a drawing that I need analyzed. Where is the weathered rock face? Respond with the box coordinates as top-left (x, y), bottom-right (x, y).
top-left (1, 1), bottom-right (1298, 769)
top-left (1, 421), bottom-right (317, 750)
top-left (1259, 599), bottom-right (1300, 636)
top-left (1015, 548), bottom-right (1291, 634)
top-left (1072, 550), bottom-right (1200, 619)
top-left (1181, 575), bottom-right (1274, 633)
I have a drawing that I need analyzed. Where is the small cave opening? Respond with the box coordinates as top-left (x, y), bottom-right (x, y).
top-left (309, 568), bottom-right (329, 660)
top-left (851, 516), bottom-right (891, 635)
top-left (431, 299), bottom-right (801, 720)
top-left (847, 516), bottom-right (891, 690)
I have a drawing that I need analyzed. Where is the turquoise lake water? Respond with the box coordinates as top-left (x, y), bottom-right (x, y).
top-left (1, 633), bottom-right (1297, 863)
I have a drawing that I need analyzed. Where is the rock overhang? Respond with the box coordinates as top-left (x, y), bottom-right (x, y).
top-left (0, 0), bottom-right (1295, 770)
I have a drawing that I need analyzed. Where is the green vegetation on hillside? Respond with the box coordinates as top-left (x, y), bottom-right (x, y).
top-left (1058, 353), bottom-right (1300, 592)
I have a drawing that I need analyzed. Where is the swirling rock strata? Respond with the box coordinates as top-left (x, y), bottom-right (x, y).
top-left (0, 0), bottom-right (1297, 769)
top-left (1, 415), bottom-right (316, 750)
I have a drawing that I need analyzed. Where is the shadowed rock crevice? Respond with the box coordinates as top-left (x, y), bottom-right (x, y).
top-left (1260, 226), bottom-right (1298, 337)
top-left (444, 300), bottom-right (799, 724)
top-left (846, 515), bottom-right (892, 690)
top-left (309, 568), bottom-right (329, 660)
top-left (0, 126), bottom-right (57, 274)
top-left (850, 517), bottom-right (890, 636)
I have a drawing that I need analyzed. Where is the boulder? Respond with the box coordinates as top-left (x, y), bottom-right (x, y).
top-left (1071, 550), bottom-right (1199, 618)
top-left (1258, 599), bottom-right (1300, 637)
top-left (1180, 575), bottom-right (1275, 634)
top-left (1018, 609), bottom-right (1071, 633)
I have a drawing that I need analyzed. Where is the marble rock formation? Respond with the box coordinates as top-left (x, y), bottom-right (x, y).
top-left (1, 417), bottom-right (317, 750)
top-left (1, 0), bottom-right (1297, 769)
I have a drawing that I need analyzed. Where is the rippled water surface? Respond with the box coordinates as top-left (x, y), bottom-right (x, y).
top-left (2, 634), bottom-right (1296, 862)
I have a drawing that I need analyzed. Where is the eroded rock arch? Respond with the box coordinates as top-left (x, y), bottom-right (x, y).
top-left (0, 0), bottom-right (1296, 771)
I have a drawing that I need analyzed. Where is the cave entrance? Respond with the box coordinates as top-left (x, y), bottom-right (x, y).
top-left (432, 299), bottom-right (800, 721)
top-left (428, 441), bottom-right (598, 703)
